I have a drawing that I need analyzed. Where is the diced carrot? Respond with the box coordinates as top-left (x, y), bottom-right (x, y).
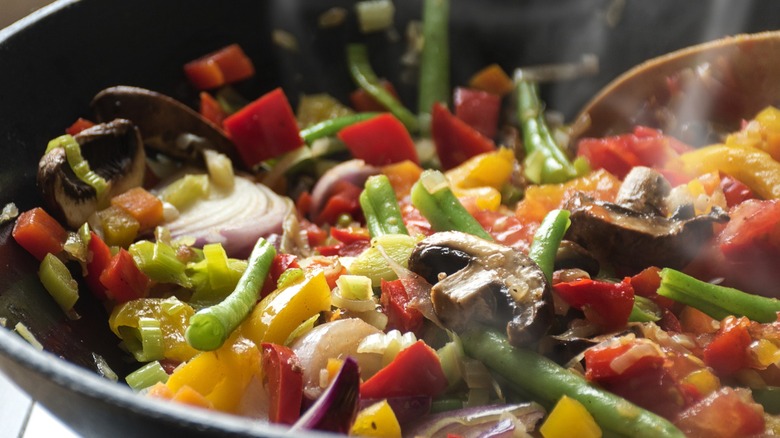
top-left (147, 382), bottom-right (174, 400)
top-left (199, 91), bottom-right (227, 126)
top-left (184, 59), bottom-right (224, 90)
top-left (12, 207), bottom-right (68, 261)
top-left (65, 118), bottom-right (95, 136)
top-left (468, 63), bottom-right (514, 97)
top-left (184, 44), bottom-right (255, 90)
top-left (110, 187), bottom-right (164, 232)
top-left (172, 385), bottom-right (214, 409)
top-left (381, 160), bottom-right (423, 199)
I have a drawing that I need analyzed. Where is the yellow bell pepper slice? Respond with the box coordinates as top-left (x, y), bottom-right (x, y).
top-left (452, 186), bottom-right (502, 211)
top-left (350, 400), bottom-right (402, 437)
top-left (680, 144), bottom-right (780, 199)
top-left (165, 334), bottom-right (260, 414)
top-left (241, 270), bottom-right (331, 345)
top-left (540, 395), bottom-right (602, 438)
top-left (109, 297), bottom-right (199, 362)
top-left (725, 106), bottom-right (780, 161)
top-left (445, 147), bottom-right (515, 190)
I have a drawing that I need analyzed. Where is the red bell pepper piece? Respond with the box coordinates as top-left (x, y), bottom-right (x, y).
top-left (349, 79), bottom-right (400, 112)
top-left (453, 87), bottom-right (500, 140)
top-left (85, 231), bottom-right (113, 300)
top-left (380, 279), bottom-right (424, 336)
top-left (360, 340), bottom-right (448, 400)
top-left (183, 43), bottom-right (255, 90)
top-left (199, 91), bottom-right (227, 127)
top-left (628, 266), bottom-right (675, 310)
top-left (223, 87), bottom-right (303, 168)
top-left (553, 278), bottom-right (634, 331)
top-left (330, 226), bottom-right (370, 244)
top-left (12, 207), bottom-right (67, 261)
top-left (99, 249), bottom-right (150, 303)
top-left (65, 117), bottom-right (95, 136)
top-left (337, 113), bottom-right (419, 166)
top-left (261, 343), bottom-right (304, 425)
top-left (314, 180), bottom-right (363, 226)
top-left (703, 316), bottom-right (753, 377)
top-left (431, 102), bottom-right (496, 170)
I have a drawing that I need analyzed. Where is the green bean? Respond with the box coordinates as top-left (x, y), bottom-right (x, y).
top-left (460, 327), bottom-right (685, 438)
top-left (516, 79), bottom-right (586, 184)
top-left (410, 169), bottom-right (492, 240)
top-left (657, 268), bottom-right (780, 323)
top-left (185, 237), bottom-right (275, 351)
top-left (527, 209), bottom-right (570, 283)
top-left (346, 44), bottom-right (419, 133)
top-left (418, 0), bottom-right (450, 121)
top-left (360, 174), bottom-right (409, 238)
top-left (300, 112), bottom-right (380, 144)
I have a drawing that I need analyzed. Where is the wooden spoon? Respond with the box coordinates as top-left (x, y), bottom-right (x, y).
top-left (576, 30), bottom-right (780, 145)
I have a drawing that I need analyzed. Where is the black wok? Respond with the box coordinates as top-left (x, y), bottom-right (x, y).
top-left (0, 0), bottom-right (777, 436)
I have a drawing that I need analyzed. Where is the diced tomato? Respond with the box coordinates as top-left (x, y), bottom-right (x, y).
top-left (223, 87), bottom-right (303, 168)
top-left (453, 87), bottom-right (500, 139)
top-left (12, 207), bottom-right (68, 261)
top-left (584, 340), bottom-right (665, 382)
top-left (184, 43), bottom-right (255, 90)
top-left (315, 240), bottom-right (371, 257)
top-left (718, 199), bottom-right (780, 261)
top-left (675, 388), bottom-right (765, 438)
top-left (399, 201), bottom-right (432, 237)
top-left (65, 117), bottom-right (95, 136)
top-left (299, 217), bottom-right (328, 248)
top-left (431, 102), bottom-right (496, 170)
top-left (99, 249), bottom-right (150, 303)
top-left (577, 136), bottom-right (642, 180)
top-left (315, 180), bottom-right (363, 226)
top-left (261, 343), bottom-right (304, 425)
top-left (85, 231), bottom-right (113, 300)
top-left (296, 191), bottom-right (314, 217)
top-left (330, 226), bottom-right (370, 244)
top-left (199, 91), bottom-right (227, 127)
top-left (719, 174), bottom-right (757, 208)
top-left (337, 114), bottom-right (419, 166)
top-left (703, 316), bottom-right (752, 377)
top-left (472, 209), bottom-right (535, 252)
top-left (349, 79), bottom-right (400, 112)
top-left (380, 279), bottom-right (424, 336)
top-left (553, 278), bottom-right (635, 331)
top-left (261, 253), bottom-right (300, 298)
top-left (360, 341), bottom-right (448, 400)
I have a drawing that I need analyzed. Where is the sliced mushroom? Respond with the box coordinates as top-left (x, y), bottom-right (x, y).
top-left (554, 240), bottom-right (600, 277)
top-left (564, 167), bottom-right (728, 273)
top-left (37, 119), bottom-right (146, 228)
top-left (407, 231), bottom-right (553, 347)
top-left (91, 86), bottom-right (242, 167)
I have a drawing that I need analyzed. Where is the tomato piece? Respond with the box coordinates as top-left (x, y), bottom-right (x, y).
top-left (261, 253), bottom-right (300, 298)
top-left (330, 226), bottom-right (370, 244)
top-left (85, 231), bottom-right (113, 300)
top-left (703, 316), bottom-right (752, 377)
top-left (315, 180), bottom-right (363, 226)
top-left (360, 341), bottom-right (448, 400)
top-left (261, 343), bottom-right (304, 425)
top-left (349, 79), bottom-right (400, 112)
top-left (223, 87), bottom-right (303, 168)
top-left (380, 279), bottom-right (424, 336)
top-left (675, 388), bottom-right (765, 438)
top-left (99, 249), bottom-right (150, 303)
top-left (199, 91), bottom-right (227, 127)
top-left (584, 340), bottom-right (665, 382)
top-left (719, 174), bottom-right (756, 208)
top-left (431, 102), bottom-right (496, 170)
top-left (453, 87), bottom-right (500, 139)
top-left (553, 278), bottom-right (634, 331)
top-left (12, 207), bottom-right (67, 261)
top-left (629, 266), bottom-right (675, 310)
top-left (718, 199), bottom-right (780, 261)
top-left (337, 114), bottom-right (419, 166)
top-left (65, 117), bottom-right (95, 136)
top-left (472, 209), bottom-right (535, 252)
top-left (315, 240), bottom-right (371, 257)
top-left (577, 136), bottom-right (642, 180)
top-left (184, 43), bottom-right (255, 90)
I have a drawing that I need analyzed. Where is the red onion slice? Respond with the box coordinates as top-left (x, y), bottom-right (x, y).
top-left (309, 159), bottom-right (379, 218)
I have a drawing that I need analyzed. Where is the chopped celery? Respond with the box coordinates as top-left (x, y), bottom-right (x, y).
top-left (348, 234), bottom-right (418, 287)
top-left (38, 253), bottom-right (79, 314)
top-left (203, 243), bottom-right (232, 291)
top-left (129, 240), bottom-right (191, 287)
top-left (126, 361), bottom-right (169, 391)
top-left (121, 317), bottom-right (165, 362)
top-left (335, 275), bottom-right (373, 301)
top-left (159, 174), bottom-right (209, 210)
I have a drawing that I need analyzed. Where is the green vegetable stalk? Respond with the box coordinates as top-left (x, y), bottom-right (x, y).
top-left (410, 169), bottom-right (492, 240)
top-left (346, 44), bottom-right (419, 132)
top-left (461, 327), bottom-right (685, 438)
top-left (360, 174), bottom-right (409, 238)
top-left (300, 112), bottom-right (380, 144)
top-left (527, 209), bottom-right (570, 283)
top-left (185, 237), bottom-right (276, 351)
top-left (657, 268), bottom-right (780, 323)
top-left (418, 0), bottom-right (450, 125)
top-left (516, 80), bottom-right (588, 184)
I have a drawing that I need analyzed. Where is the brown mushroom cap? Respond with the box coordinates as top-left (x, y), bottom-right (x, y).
top-left (37, 119), bottom-right (146, 228)
top-left (91, 86), bottom-right (241, 167)
top-left (407, 231), bottom-right (553, 347)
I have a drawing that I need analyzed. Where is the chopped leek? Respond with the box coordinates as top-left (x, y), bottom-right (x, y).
top-left (203, 243), bottom-right (232, 290)
top-left (129, 240), bottom-right (191, 287)
top-left (335, 275), bottom-right (373, 301)
top-left (126, 361), bottom-right (169, 391)
top-left (38, 253), bottom-right (79, 315)
top-left (159, 174), bottom-right (209, 210)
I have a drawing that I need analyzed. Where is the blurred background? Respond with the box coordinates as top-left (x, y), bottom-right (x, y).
top-left (1, 0), bottom-right (54, 28)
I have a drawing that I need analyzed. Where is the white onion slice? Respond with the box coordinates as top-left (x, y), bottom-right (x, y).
top-left (162, 174), bottom-right (293, 258)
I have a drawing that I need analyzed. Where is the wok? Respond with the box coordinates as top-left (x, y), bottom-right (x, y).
top-left (0, 0), bottom-right (777, 436)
